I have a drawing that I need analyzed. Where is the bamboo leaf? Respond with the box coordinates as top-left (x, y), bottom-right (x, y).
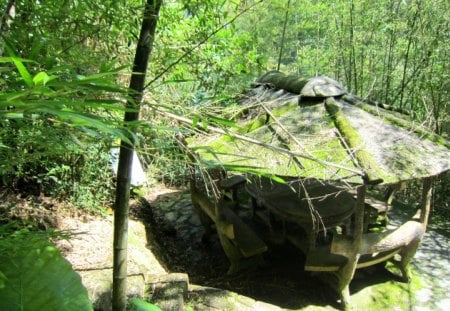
top-left (192, 116), bottom-right (199, 128)
top-left (11, 56), bottom-right (33, 87)
top-left (0, 57), bottom-right (35, 64)
top-left (206, 114), bottom-right (237, 128)
top-left (33, 72), bottom-right (54, 86)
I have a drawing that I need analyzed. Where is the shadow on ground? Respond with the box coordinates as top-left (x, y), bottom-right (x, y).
top-left (130, 186), bottom-right (449, 310)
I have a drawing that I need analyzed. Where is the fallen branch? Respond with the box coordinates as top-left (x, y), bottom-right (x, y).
top-left (152, 107), bottom-right (364, 177)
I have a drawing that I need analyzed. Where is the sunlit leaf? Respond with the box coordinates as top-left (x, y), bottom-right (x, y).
top-left (206, 114), bottom-right (237, 127)
top-left (11, 56), bottom-right (33, 87)
top-left (192, 116), bottom-right (200, 128)
top-left (33, 72), bottom-right (53, 86)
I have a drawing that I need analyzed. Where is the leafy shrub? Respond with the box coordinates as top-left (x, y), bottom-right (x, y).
top-left (0, 54), bottom-right (127, 211)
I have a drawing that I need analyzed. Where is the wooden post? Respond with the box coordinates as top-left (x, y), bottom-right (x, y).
top-left (420, 177), bottom-right (433, 230)
top-left (353, 185), bottom-right (366, 245)
top-left (338, 184), bottom-right (366, 310)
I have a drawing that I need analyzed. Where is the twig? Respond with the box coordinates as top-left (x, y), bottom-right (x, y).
top-left (152, 107), bottom-right (364, 177)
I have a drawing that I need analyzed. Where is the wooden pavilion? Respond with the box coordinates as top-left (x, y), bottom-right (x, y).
top-left (188, 71), bottom-right (450, 309)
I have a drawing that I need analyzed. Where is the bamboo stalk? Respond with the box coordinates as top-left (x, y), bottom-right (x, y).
top-left (112, 1), bottom-right (162, 310)
top-left (277, 0), bottom-right (291, 71)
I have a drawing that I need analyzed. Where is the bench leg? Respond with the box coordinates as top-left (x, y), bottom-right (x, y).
top-left (336, 254), bottom-right (359, 310)
top-left (217, 232), bottom-right (242, 274)
top-left (399, 238), bottom-right (420, 282)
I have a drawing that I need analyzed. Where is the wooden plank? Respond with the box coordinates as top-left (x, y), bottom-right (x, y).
top-left (305, 246), bottom-right (348, 272)
top-left (219, 205), bottom-right (268, 258)
top-left (190, 187), bottom-right (234, 239)
top-left (219, 175), bottom-right (246, 190)
top-left (331, 220), bottom-right (424, 256)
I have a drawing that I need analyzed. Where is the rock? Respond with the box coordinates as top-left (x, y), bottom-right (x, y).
top-left (147, 273), bottom-right (189, 311)
top-left (78, 270), bottom-right (146, 311)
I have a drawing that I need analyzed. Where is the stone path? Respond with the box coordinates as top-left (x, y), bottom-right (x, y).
top-left (58, 215), bottom-right (167, 310)
top-left (409, 216), bottom-right (450, 310)
top-left (384, 204), bottom-right (450, 311)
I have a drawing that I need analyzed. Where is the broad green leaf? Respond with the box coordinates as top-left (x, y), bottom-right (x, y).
top-left (0, 233), bottom-right (92, 311)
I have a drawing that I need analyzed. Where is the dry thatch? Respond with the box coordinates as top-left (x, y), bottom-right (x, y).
top-left (191, 72), bottom-right (450, 185)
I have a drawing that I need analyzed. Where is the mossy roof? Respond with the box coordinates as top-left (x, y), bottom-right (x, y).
top-left (191, 81), bottom-right (450, 185)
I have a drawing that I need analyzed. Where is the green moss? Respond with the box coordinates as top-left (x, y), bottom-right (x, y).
top-left (239, 114), bottom-right (268, 133)
top-left (258, 71), bottom-right (308, 94)
top-left (325, 99), bottom-right (385, 184)
top-left (351, 262), bottom-right (424, 310)
top-left (238, 101), bottom-right (299, 134)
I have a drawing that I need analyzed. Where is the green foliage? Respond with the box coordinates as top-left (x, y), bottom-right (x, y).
top-left (129, 298), bottom-right (162, 311)
top-left (241, 0), bottom-right (448, 135)
top-left (151, 1), bottom-right (265, 101)
top-left (2, 0), bottom-right (143, 72)
top-left (0, 225), bottom-right (92, 311)
top-left (0, 52), bottom-right (126, 210)
top-left (138, 122), bottom-right (189, 186)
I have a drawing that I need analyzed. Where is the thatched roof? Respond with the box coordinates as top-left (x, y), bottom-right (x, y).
top-left (191, 72), bottom-right (450, 185)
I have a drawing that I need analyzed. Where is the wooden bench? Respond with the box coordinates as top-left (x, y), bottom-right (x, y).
top-left (190, 183), bottom-right (267, 273)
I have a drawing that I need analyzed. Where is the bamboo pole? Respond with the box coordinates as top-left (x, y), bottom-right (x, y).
top-left (112, 1), bottom-right (162, 310)
top-left (277, 0), bottom-right (291, 71)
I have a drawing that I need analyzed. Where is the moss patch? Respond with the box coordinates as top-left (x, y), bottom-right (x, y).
top-left (325, 99), bottom-right (385, 184)
top-left (351, 265), bottom-right (423, 310)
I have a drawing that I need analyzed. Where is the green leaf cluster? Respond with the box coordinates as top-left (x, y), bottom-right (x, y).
top-left (0, 53), bottom-right (127, 209)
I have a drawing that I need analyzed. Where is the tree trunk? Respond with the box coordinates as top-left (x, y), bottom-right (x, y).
top-left (276, 0), bottom-right (291, 71)
top-left (112, 1), bottom-right (162, 310)
top-left (399, 9), bottom-right (419, 109)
